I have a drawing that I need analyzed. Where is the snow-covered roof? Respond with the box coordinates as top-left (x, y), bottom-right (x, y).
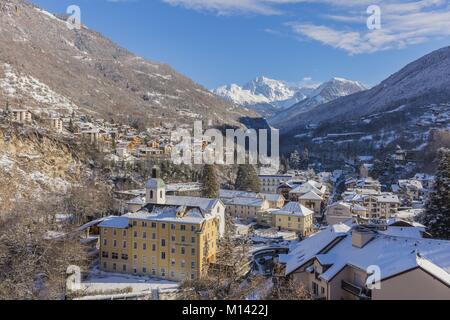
top-left (284, 224), bottom-right (450, 286)
top-left (219, 189), bottom-right (258, 199)
top-left (126, 196), bottom-right (145, 205)
top-left (317, 233), bottom-right (450, 284)
top-left (289, 180), bottom-right (326, 196)
top-left (272, 202), bottom-right (314, 217)
top-left (299, 191), bottom-right (323, 201)
top-left (125, 205), bottom-right (208, 225)
top-left (259, 193), bottom-right (284, 202)
top-left (165, 195), bottom-right (220, 212)
top-left (223, 197), bottom-right (265, 207)
top-left (98, 216), bottom-right (130, 229)
top-left (284, 223), bottom-right (351, 274)
top-left (376, 194), bottom-right (400, 204)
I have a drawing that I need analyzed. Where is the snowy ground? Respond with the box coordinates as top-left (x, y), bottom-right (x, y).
top-left (79, 267), bottom-right (179, 294)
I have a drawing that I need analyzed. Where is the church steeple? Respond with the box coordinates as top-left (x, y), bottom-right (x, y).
top-left (145, 167), bottom-right (166, 204)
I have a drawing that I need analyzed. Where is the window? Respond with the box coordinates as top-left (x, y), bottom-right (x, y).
top-left (181, 247), bottom-right (185, 255)
top-left (171, 271), bottom-right (175, 278)
top-left (161, 268), bottom-right (166, 277)
top-left (181, 236), bottom-right (185, 243)
top-left (191, 262), bottom-right (195, 269)
top-left (150, 190), bottom-right (153, 199)
top-left (103, 239), bottom-right (107, 246)
top-left (152, 233), bottom-right (156, 240)
top-left (122, 265), bottom-right (127, 272)
top-left (112, 253), bottom-right (118, 260)
top-left (143, 243), bottom-right (147, 250)
top-left (191, 248), bottom-right (195, 256)
top-left (191, 226), bottom-right (196, 232)
top-left (134, 242), bottom-right (137, 249)
top-left (171, 259), bottom-right (176, 266)
top-left (103, 229), bottom-right (107, 235)
top-left (171, 247), bottom-right (176, 254)
top-left (123, 241), bottom-right (127, 249)
top-left (143, 267), bottom-right (147, 273)
top-left (151, 222), bottom-right (157, 228)
top-left (161, 252), bottom-right (166, 260)
top-left (113, 263), bottom-right (117, 271)
top-left (121, 254), bottom-right (128, 260)
top-left (122, 230), bottom-right (127, 237)
top-left (191, 237), bottom-right (195, 243)
top-left (171, 224), bottom-right (175, 230)
top-left (142, 222), bottom-right (147, 227)
top-left (103, 262), bottom-right (107, 269)
top-left (160, 191), bottom-right (163, 198)
top-left (161, 239), bottom-right (166, 247)
top-left (191, 273), bottom-right (195, 280)
top-left (161, 223), bottom-right (166, 229)
top-left (152, 269), bottom-right (156, 276)
top-left (113, 229), bottom-right (117, 236)
top-left (113, 240), bottom-right (117, 247)
top-left (102, 251), bottom-right (109, 258)
top-left (171, 235), bottom-right (176, 242)
top-left (133, 221), bottom-right (137, 226)
top-left (181, 260), bottom-right (186, 268)
top-left (134, 231), bottom-right (138, 237)
top-left (143, 232), bottom-right (147, 239)
top-left (152, 244), bottom-right (156, 251)
top-left (180, 225), bottom-right (186, 231)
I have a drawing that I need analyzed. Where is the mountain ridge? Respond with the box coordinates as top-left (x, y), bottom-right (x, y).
top-left (0, 0), bottom-right (255, 128)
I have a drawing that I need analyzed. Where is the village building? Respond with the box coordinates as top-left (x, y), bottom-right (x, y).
top-left (271, 202), bottom-right (314, 236)
top-left (342, 189), bottom-right (400, 220)
top-left (10, 108), bottom-right (32, 123)
top-left (258, 174), bottom-right (293, 193)
top-left (99, 175), bottom-right (225, 282)
top-left (280, 221), bottom-right (450, 300)
top-left (325, 201), bottom-right (368, 225)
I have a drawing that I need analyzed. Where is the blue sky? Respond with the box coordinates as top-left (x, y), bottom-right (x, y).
top-left (30, 0), bottom-right (450, 89)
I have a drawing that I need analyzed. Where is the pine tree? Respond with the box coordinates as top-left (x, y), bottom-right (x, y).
top-left (423, 149), bottom-right (450, 239)
top-left (201, 164), bottom-right (219, 198)
top-left (289, 150), bottom-right (301, 170)
top-left (235, 164), bottom-right (261, 192)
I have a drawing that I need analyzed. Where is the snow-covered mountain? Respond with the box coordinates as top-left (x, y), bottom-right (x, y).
top-left (269, 77), bottom-right (367, 126)
top-left (212, 76), bottom-right (321, 117)
top-left (0, 0), bottom-right (253, 127)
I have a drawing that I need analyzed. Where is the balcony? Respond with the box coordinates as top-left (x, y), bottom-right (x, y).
top-left (341, 280), bottom-right (371, 300)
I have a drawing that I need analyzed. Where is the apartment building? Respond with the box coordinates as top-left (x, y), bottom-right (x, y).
top-left (281, 222), bottom-right (450, 300)
top-left (325, 201), bottom-right (368, 225)
top-left (99, 176), bottom-right (225, 282)
top-left (10, 108), bottom-right (32, 123)
top-left (258, 174), bottom-right (292, 193)
top-left (343, 189), bottom-right (400, 220)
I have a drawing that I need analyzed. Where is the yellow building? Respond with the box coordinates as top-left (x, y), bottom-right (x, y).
top-left (271, 202), bottom-right (314, 236)
top-left (99, 177), bottom-right (225, 282)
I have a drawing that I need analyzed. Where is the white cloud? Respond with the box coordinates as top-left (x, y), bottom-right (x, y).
top-left (288, 1), bottom-right (450, 54)
top-left (160, 0), bottom-right (450, 54)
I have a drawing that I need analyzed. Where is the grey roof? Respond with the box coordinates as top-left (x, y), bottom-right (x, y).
top-left (272, 202), bottom-right (314, 217)
top-left (223, 197), bottom-right (264, 207)
top-left (145, 178), bottom-right (165, 189)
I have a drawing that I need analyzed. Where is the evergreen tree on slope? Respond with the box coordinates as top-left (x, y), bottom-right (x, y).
top-left (423, 149), bottom-right (450, 240)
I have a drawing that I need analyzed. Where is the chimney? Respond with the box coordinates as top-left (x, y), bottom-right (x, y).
top-left (352, 226), bottom-right (375, 248)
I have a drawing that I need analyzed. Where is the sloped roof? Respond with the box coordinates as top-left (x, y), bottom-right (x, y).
top-left (272, 202), bottom-right (314, 217)
top-left (299, 191), bottom-right (323, 201)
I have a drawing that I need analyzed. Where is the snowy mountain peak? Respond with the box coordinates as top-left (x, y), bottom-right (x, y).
top-left (242, 76), bottom-right (294, 102)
